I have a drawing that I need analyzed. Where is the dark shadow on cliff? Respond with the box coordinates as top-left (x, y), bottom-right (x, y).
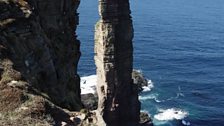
top-left (0, 0), bottom-right (83, 111)
top-left (0, 0), bottom-right (85, 125)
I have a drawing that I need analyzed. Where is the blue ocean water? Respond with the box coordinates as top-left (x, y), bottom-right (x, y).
top-left (77, 0), bottom-right (224, 125)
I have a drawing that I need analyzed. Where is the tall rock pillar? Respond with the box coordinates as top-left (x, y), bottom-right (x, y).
top-left (95, 0), bottom-right (140, 125)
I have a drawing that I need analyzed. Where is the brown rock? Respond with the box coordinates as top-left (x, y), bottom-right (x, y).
top-left (132, 70), bottom-right (148, 93)
top-left (0, 0), bottom-right (82, 110)
top-left (95, 0), bottom-right (140, 125)
top-left (140, 112), bottom-right (153, 126)
top-left (0, 0), bottom-right (153, 125)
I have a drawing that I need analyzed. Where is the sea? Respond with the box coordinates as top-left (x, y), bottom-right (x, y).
top-left (77, 0), bottom-right (224, 126)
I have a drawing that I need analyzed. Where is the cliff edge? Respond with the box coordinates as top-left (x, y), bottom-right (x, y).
top-left (0, 0), bottom-right (83, 125)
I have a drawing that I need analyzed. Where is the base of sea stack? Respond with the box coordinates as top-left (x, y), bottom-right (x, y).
top-left (95, 110), bottom-right (153, 126)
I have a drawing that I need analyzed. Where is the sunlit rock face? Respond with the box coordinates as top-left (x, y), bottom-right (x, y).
top-left (0, 0), bottom-right (82, 110)
top-left (95, 0), bottom-right (140, 125)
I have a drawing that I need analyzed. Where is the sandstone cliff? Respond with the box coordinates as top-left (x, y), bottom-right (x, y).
top-left (0, 0), bottom-right (82, 110)
top-left (0, 0), bottom-right (83, 125)
top-left (0, 0), bottom-right (152, 126)
top-left (95, 0), bottom-right (140, 125)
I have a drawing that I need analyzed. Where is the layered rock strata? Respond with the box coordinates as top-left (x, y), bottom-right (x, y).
top-left (95, 0), bottom-right (140, 125)
top-left (0, 0), bottom-right (82, 110)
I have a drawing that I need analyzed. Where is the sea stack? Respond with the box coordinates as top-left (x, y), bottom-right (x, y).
top-left (95, 0), bottom-right (140, 125)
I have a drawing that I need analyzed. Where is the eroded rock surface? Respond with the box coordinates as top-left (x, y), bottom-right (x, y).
top-left (95, 0), bottom-right (140, 125)
top-left (81, 70), bottom-right (149, 110)
top-left (132, 70), bottom-right (148, 93)
top-left (0, 0), bottom-right (151, 125)
top-left (0, 0), bottom-right (84, 125)
top-left (0, 0), bottom-right (82, 111)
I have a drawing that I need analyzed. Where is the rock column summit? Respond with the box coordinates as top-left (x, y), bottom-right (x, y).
top-left (95, 0), bottom-right (140, 125)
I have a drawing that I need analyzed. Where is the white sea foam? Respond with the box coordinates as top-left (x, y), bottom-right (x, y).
top-left (81, 74), bottom-right (153, 94)
top-left (139, 91), bottom-right (184, 103)
top-left (142, 80), bottom-right (154, 92)
top-left (154, 98), bottom-right (162, 103)
top-left (80, 75), bottom-right (97, 94)
top-left (154, 108), bottom-right (188, 121)
top-left (182, 120), bottom-right (191, 126)
top-left (139, 94), bottom-right (157, 101)
top-left (139, 94), bottom-right (163, 103)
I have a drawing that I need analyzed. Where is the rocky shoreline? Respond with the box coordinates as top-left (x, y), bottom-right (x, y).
top-left (80, 70), bottom-right (153, 125)
top-left (81, 70), bottom-right (149, 110)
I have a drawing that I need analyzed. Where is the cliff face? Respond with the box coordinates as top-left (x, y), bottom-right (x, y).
top-left (0, 0), bottom-right (82, 111)
top-left (1, 0), bottom-right (143, 125)
top-left (95, 0), bottom-right (140, 125)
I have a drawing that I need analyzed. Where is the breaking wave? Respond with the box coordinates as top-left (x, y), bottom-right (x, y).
top-left (142, 79), bottom-right (154, 92)
top-left (139, 85), bottom-right (184, 103)
top-left (80, 74), bottom-right (153, 94)
top-left (80, 75), bottom-right (97, 94)
top-left (154, 108), bottom-right (188, 121)
top-left (139, 94), bottom-right (163, 103)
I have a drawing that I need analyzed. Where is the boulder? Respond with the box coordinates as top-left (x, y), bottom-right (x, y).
top-left (132, 70), bottom-right (149, 93)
